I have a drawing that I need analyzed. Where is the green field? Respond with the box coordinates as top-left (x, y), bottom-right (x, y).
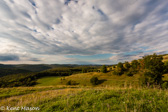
top-left (1, 87), bottom-right (168, 112)
top-left (36, 72), bottom-right (168, 87)
top-left (1, 73), bottom-right (168, 112)
top-left (36, 76), bottom-right (61, 86)
top-left (36, 72), bottom-right (163, 88)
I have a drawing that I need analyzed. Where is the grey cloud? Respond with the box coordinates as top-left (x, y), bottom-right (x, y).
top-left (0, 55), bottom-right (19, 61)
top-left (0, 1), bottom-right (16, 19)
top-left (28, 58), bottom-right (41, 62)
top-left (20, 11), bottom-right (31, 19)
top-left (55, 18), bottom-right (61, 24)
top-left (72, 61), bottom-right (94, 65)
top-left (29, 0), bottom-right (36, 7)
top-left (64, 0), bottom-right (78, 5)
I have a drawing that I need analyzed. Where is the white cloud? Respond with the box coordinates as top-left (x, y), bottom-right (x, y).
top-left (0, 0), bottom-right (168, 64)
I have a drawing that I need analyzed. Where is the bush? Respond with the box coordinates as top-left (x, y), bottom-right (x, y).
top-left (66, 80), bottom-right (71, 85)
top-left (125, 67), bottom-right (136, 76)
top-left (126, 71), bottom-right (133, 76)
top-left (113, 67), bottom-right (123, 76)
top-left (66, 80), bottom-right (78, 85)
top-left (90, 76), bottom-right (99, 85)
top-left (162, 82), bottom-right (168, 89)
top-left (139, 71), bottom-right (154, 86)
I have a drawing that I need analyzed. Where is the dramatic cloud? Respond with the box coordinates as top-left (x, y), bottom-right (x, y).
top-left (0, 0), bottom-right (168, 64)
top-left (0, 54), bottom-right (19, 61)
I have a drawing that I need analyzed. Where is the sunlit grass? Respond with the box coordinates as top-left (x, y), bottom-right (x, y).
top-left (0, 88), bottom-right (83, 108)
top-left (35, 72), bottom-right (141, 88)
top-left (163, 55), bottom-right (168, 62)
top-left (1, 87), bottom-right (168, 112)
top-left (36, 76), bottom-right (61, 86)
top-left (0, 86), bottom-right (69, 100)
top-left (33, 88), bottom-right (168, 112)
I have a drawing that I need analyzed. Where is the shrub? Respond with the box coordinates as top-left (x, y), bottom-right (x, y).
top-left (90, 76), bottom-right (99, 85)
top-left (125, 67), bottom-right (136, 76)
top-left (66, 80), bottom-right (78, 85)
top-left (139, 71), bottom-right (154, 86)
top-left (113, 67), bottom-right (123, 76)
top-left (126, 71), bottom-right (133, 76)
top-left (66, 80), bottom-right (71, 85)
top-left (162, 82), bottom-right (168, 89)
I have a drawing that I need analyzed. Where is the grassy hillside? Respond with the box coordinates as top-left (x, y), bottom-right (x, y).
top-left (163, 54), bottom-right (168, 62)
top-left (36, 72), bottom-right (168, 88)
top-left (36, 72), bottom-right (141, 88)
top-left (36, 77), bottom-right (61, 86)
top-left (0, 66), bottom-right (100, 88)
top-left (0, 86), bottom-right (66, 99)
top-left (1, 87), bottom-right (168, 112)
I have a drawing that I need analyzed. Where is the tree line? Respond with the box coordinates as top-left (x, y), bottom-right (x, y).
top-left (0, 66), bottom-right (100, 88)
top-left (100, 53), bottom-right (168, 88)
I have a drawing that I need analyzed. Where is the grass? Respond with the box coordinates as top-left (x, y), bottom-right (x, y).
top-left (35, 72), bottom-right (141, 88)
top-left (163, 55), bottom-right (168, 62)
top-left (39, 88), bottom-right (168, 112)
top-left (1, 88), bottom-right (168, 112)
top-left (36, 71), bottom-right (168, 88)
top-left (0, 86), bottom-right (69, 100)
top-left (0, 88), bottom-right (83, 111)
top-left (36, 76), bottom-right (61, 86)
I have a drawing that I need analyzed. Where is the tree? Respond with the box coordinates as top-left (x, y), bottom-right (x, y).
top-left (131, 60), bottom-right (140, 70)
top-left (113, 67), bottom-right (123, 75)
top-left (101, 65), bottom-right (107, 73)
top-left (90, 76), bottom-right (99, 85)
top-left (117, 62), bottom-right (124, 69)
top-left (139, 59), bottom-right (145, 69)
top-left (164, 61), bottom-right (168, 73)
top-left (140, 53), bottom-right (165, 86)
top-left (124, 61), bottom-right (131, 70)
top-left (114, 62), bottom-right (124, 75)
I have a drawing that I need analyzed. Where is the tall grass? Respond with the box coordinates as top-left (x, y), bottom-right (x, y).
top-left (1, 87), bottom-right (168, 112)
top-left (0, 86), bottom-right (68, 99)
top-left (37, 88), bottom-right (168, 112)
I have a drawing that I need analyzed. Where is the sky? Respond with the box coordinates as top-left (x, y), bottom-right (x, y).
top-left (0, 0), bottom-right (168, 65)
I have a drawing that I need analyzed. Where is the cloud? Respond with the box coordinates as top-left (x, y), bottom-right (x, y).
top-left (0, 0), bottom-right (168, 64)
top-left (0, 54), bottom-right (19, 61)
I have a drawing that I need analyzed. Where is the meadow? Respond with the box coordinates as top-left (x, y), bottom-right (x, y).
top-left (0, 87), bottom-right (168, 112)
top-left (1, 72), bottom-right (168, 112)
top-left (36, 72), bottom-right (140, 88)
